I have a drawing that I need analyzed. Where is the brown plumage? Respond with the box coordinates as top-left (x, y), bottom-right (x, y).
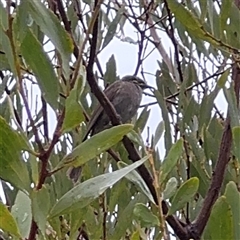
top-left (68, 75), bottom-right (151, 182)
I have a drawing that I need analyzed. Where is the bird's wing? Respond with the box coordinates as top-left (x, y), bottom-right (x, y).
top-left (82, 81), bottom-right (122, 141)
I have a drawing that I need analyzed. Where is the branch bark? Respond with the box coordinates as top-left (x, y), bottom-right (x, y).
top-left (85, 1), bottom-right (190, 239)
top-left (190, 61), bottom-right (240, 238)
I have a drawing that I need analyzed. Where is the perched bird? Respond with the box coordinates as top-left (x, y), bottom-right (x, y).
top-left (68, 75), bottom-right (152, 182)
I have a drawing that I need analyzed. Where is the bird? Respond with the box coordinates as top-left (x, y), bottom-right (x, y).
top-left (68, 75), bottom-right (152, 182)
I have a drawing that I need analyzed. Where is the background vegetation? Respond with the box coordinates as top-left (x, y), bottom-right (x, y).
top-left (0, 0), bottom-right (239, 239)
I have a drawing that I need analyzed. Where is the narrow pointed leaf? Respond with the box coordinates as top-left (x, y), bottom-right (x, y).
top-left (11, 191), bottom-right (32, 239)
top-left (224, 182), bottom-right (240, 240)
top-left (0, 202), bottom-right (21, 238)
top-left (133, 203), bottom-right (160, 227)
top-left (154, 89), bottom-right (172, 152)
top-left (31, 186), bottom-right (50, 235)
top-left (49, 157), bottom-right (147, 218)
top-left (104, 54), bottom-right (117, 84)
top-left (0, 117), bottom-right (30, 192)
top-left (153, 120), bottom-right (165, 147)
top-left (163, 177), bottom-right (178, 200)
top-left (62, 87), bottom-right (84, 133)
top-left (0, 29), bottom-right (16, 75)
top-left (26, 0), bottom-right (73, 76)
top-left (57, 124), bottom-right (133, 168)
top-left (224, 86), bottom-right (240, 128)
top-left (206, 196), bottom-right (234, 240)
top-left (21, 29), bottom-right (59, 109)
top-left (168, 177), bottom-right (199, 215)
top-left (167, 1), bottom-right (221, 47)
top-left (159, 138), bottom-right (183, 184)
top-left (232, 126), bottom-right (240, 161)
top-left (118, 161), bottom-right (155, 203)
top-left (0, 2), bottom-right (8, 30)
top-left (102, 10), bottom-right (122, 49)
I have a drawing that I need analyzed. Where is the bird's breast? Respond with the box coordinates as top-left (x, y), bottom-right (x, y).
top-left (111, 82), bottom-right (142, 123)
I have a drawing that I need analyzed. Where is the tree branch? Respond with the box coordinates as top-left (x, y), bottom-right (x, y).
top-left (191, 62), bottom-right (240, 237)
top-left (85, 1), bottom-right (189, 239)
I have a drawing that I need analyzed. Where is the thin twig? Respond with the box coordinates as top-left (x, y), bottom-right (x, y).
top-left (166, 69), bottom-right (227, 99)
top-left (41, 96), bottom-right (49, 141)
top-left (164, 0), bottom-right (184, 83)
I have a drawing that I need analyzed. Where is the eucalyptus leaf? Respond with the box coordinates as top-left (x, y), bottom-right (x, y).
top-left (0, 202), bottom-right (21, 238)
top-left (133, 203), bottom-right (159, 227)
top-left (31, 186), bottom-right (50, 235)
top-left (168, 177), bottom-right (199, 215)
top-left (102, 10), bottom-right (122, 49)
top-left (118, 160), bottom-right (154, 203)
top-left (232, 127), bottom-right (240, 160)
top-left (154, 89), bottom-right (172, 152)
top-left (205, 196), bottom-right (234, 240)
top-left (224, 86), bottom-right (240, 128)
top-left (168, 0), bottom-right (221, 47)
top-left (11, 191), bottom-right (32, 239)
top-left (224, 181), bottom-right (240, 240)
top-left (62, 87), bottom-right (85, 133)
top-left (159, 138), bottom-right (183, 184)
top-left (163, 177), bottom-right (178, 200)
top-left (57, 124), bottom-right (133, 169)
top-left (20, 29), bottom-right (59, 109)
top-left (0, 117), bottom-right (30, 192)
top-left (49, 157), bottom-right (147, 217)
top-left (104, 54), bottom-right (117, 84)
top-left (26, 0), bottom-right (73, 77)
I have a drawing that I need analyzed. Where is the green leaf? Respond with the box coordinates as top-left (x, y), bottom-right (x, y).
top-left (135, 106), bottom-right (150, 132)
top-left (61, 87), bottom-right (84, 133)
top-left (102, 10), bottom-right (122, 49)
top-left (220, 0), bottom-right (231, 36)
top-left (20, 29), bottom-right (59, 109)
top-left (57, 124), bottom-right (133, 169)
top-left (205, 196), bottom-right (234, 240)
top-left (217, 69), bottom-right (230, 88)
top-left (11, 191), bottom-right (32, 239)
top-left (0, 116), bottom-right (30, 192)
top-left (118, 161), bottom-right (154, 203)
top-left (0, 2), bottom-right (8, 30)
top-left (104, 54), bottom-right (117, 84)
top-left (159, 138), bottom-right (183, 184)
top-left (232, 126), bottom-right (240, 161)
top-left (133, 203), bottom-right (159, 228)
top-left (153, 121), bottom-right (165, 147)
top-left (26, 0), bottom-right (73, 76)
top-left (76, 63), bottom-right (87, 96)
top-left (110, 194), bottom-right (143, 239)
top-left (0, 51), bottom-right (10, 70)
top-left (49, 157), bottom-right (147, 218)
top-left (31, 186), bottom-right (50, 235)
top-left (0, 28), bottom-right (16, 76)
top-left (167, 0), bottom-right (220, 47)
top-left (127, 129), bottom-right (144, 147)
top-left (168, 177), bottom-right (199, 215)
top-left (0, 202), bottom-right (21, 238)
top-left (163, 177), bottom-right (178, 200)
top-left (224, 86), bottom-right (240, 127)
top-left (186, 134), bottom-right (209, 196)
top-left (154, 89), bottom-right (172, 152)
top-left (199, 84), bottom-right (220, 131)
top-left (224, 182), bottom-right (240, 240)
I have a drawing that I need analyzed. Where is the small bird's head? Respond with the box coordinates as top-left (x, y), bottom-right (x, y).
top-left (121, 75), bottom-right (152, 90)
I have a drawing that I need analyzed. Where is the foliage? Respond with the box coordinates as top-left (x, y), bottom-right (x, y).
top-left (0, 0), bottom-right (239, 240)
